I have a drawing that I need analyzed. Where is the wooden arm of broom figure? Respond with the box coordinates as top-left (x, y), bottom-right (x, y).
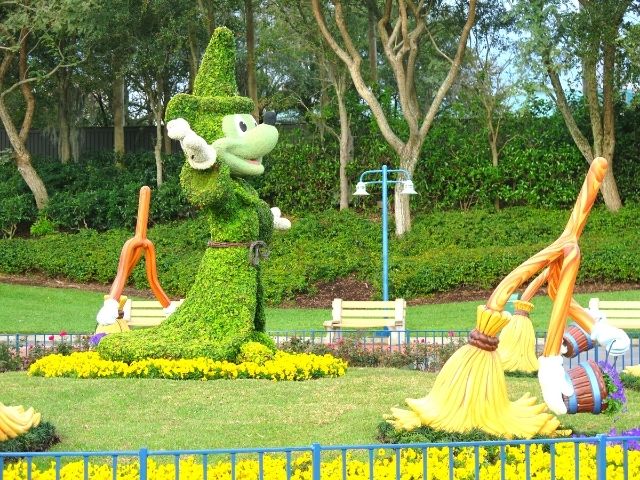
top-left (487, 156), bottom-right (629, 415)
top-left (96, 186), bottom-right (173, 331)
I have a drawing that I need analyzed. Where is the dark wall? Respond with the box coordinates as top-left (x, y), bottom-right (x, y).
top-left (0, 127), bottom-right (179, 159)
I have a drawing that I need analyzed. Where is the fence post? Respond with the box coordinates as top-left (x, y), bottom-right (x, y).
top-left (15, 334), bottom-right (19, 353)
top-left (139, 447), bottom-right (148, 480)
top-left (596, 434), bottom-right (607, 480)
top-left (311, 443), bottom-right (321, 480)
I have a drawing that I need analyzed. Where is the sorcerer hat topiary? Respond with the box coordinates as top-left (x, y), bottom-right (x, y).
top-left (165, 26), bottom-right (254, 143)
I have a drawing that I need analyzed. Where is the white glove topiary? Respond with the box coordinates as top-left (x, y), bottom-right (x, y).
top-left (271, 207), bottom-right (291, 230)
top-left (589, 309), bottom-right (630, 356)
top-left (96, 298), bottom-right (119, 325)
top-left (167, 118), bottom-right (217, 170)
top-left (538, 355), bottom-right (573, 415)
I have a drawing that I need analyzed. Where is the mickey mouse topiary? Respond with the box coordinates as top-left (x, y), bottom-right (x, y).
top-left (98, 27), bottom-right (289, 363)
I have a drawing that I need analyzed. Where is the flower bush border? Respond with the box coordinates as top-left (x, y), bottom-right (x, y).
top-left (27, 351), bottom-right (347, 382)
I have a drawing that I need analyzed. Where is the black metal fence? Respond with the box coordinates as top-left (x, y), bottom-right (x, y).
top-left (0, 123), bottom-right (304, 160)
top-left (0, 126), bottom-right (175, 159)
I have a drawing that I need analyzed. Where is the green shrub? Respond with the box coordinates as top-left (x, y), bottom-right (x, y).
top-left (621, 373), bottom-right (640, 392)
top-left (0, 206), bottom-right (639, 303)
top-left (29, 216), bottom-right (58, 237)
top-left (0, 344), bottom-right (21, 372)
top-left (0, 421), bottom-right (60, 455)
top-left (0, 194), bottom-right (36, 238)
top-left (278, 337), bottom-right (463, 370)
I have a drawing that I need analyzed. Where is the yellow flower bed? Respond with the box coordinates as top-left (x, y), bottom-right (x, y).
top-left (27, 351), bottom-right (347, 381)
top-left (2, 443), bottom-right (639, 480)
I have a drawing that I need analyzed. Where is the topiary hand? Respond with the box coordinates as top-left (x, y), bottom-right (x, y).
top-left (538, 355), bottom-right (574, 415)
top-left (167, 118), bottom-right (217, 170)
top-left (590, 311), bottom-right (630, 356)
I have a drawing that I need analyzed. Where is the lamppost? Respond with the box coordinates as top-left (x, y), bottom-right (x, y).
top-left (353, 165), bottom-right (417, 301)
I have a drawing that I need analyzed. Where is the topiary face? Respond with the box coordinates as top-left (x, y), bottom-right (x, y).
top-left (211, 114), bottom-right (279, 176)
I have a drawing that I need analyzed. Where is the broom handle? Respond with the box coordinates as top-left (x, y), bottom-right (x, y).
top-left (486, 158), bottom-right (608, 311)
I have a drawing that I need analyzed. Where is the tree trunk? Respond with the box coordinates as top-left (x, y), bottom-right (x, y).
top-left (394, 146), bottom-right (420, 236)
top-left (151, 77), bottom-right (164, 187)
top-left (600, 167), bottom-right (622, 211)
top-left (163, 125), bottom-right (172, 154)
top-left (197, 0), bottom-right (215, 36)
top-left (368, 8), bottom-right (377, 83)
top-left (188, 31), bottom-right (199, 93)
top-left (394, 187), bottom-right (411, 237)
top-left (154, 109), bottom-right (163, 187)
top-left (245, 0), bottom-right (259, 119)
top-left (112, 68), bottom-right (126, 157)
top-left (57, 69), bottom-right (72, 163)
top-left (336, 84), bottom-right (353, 210)
top-left (0, 99), bottom-right (49, 209)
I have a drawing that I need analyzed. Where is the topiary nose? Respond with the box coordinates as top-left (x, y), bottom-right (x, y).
top-left (263, 111), bottom-right (276, 126)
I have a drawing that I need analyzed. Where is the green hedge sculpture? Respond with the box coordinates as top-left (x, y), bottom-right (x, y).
top-left (98, 27), bottom-right (285, 362)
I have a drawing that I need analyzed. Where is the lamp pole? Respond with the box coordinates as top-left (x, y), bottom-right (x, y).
top-left (353, 166), bottom-right (417, 301)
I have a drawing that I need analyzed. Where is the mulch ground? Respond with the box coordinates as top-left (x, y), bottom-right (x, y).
top-left (1, 272), bottom-right (638, 309)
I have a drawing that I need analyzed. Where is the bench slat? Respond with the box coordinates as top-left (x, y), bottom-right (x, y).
top-left (589, 297), bottom-right (640, 329)
top-left (327, 298), bottom-right (406, 339)
top-left (338, 321), bottom-right (397, 329)
top-left (340, 309), bottom-right (399, 318)
top-left (598, 301), bottom-right (640, 309)
top-left (608, 319), bottom-right (640, 329)
top-left (602, 310), bottom-right (640, 318)
top-left (340, 301), bottom-right (399, 308)
top-left (122, 299), bottom-right (183, 328)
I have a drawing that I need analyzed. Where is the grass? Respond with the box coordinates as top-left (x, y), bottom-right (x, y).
top-left (1, 282), bottom-right (638, 334)
top-left (1, 368), bottom-right (638, 451)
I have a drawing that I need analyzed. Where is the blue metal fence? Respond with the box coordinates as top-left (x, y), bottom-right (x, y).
top-left (2, 434), bottom-right (640, 479)
top-left (2, 330), bottom-right (640, 369)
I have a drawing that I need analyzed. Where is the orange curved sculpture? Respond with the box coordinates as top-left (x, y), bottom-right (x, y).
top-left (106, 186), bottom-right (170, 308)
top-left (487, 157), bottom-right (607, 355)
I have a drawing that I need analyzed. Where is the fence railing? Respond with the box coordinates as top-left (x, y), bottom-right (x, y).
top-left (3, 329), bottom-right (638, 370)
top-left (2, 434), bottom-right (639, 480)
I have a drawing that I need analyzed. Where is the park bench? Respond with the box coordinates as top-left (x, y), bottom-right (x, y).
top-left (323, 298), bottom-right (406, 341)
top-left (589, 298), bottom-right (640, 330)
top-left (123, 299), bottom-right (184, 328)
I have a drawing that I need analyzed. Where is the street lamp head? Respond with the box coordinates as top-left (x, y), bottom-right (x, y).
top-left (353, 181), bottom-right (369, 196)
top-left (400, 180), bottom-right (417, 195)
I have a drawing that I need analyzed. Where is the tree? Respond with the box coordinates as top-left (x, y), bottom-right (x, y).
top-left (270, 0), bottom-right (356, 210)
top-left (0, 0), bottom-right (91, 209)
top-left (516, 0), bottom-right (636, 211)
top-left (312, 0), bottom-right (477, 235)
top-left (128, 0), bottom-right (191, 186)
top-left (458, 2), bottom-right (518, 185)
top-left (245, 0), bottom-right (260, 119)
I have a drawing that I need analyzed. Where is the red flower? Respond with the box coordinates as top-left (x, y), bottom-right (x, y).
top-left (48, 335), bottom-right (55, 341)
top-left (59, 331), bottom-right (68, 337)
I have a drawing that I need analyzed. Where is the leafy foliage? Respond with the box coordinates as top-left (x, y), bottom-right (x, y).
top-left (1, 206), bottom-right (639, 303)
top-left (0, 422), bottom-right (60, 455)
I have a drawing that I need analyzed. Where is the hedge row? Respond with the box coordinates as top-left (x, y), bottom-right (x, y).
top-left (0, 207), bottom-right (638, 303)
top-left (2, 104), bottom-right (640, 237)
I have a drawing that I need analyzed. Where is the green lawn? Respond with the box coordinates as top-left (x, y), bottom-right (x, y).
top-left (1, 282), bottom-right (638, 334)
top-left (1, 368), bottom-right (637, 450)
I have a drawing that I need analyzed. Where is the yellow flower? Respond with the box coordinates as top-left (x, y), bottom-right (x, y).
top-left (28, 352), bottom-right (347, 382)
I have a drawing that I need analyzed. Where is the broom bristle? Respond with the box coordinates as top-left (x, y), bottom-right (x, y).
top-left (498, 300), bottom-right (539, 373)
top-left (386, 306), bottom-right (559, 439)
